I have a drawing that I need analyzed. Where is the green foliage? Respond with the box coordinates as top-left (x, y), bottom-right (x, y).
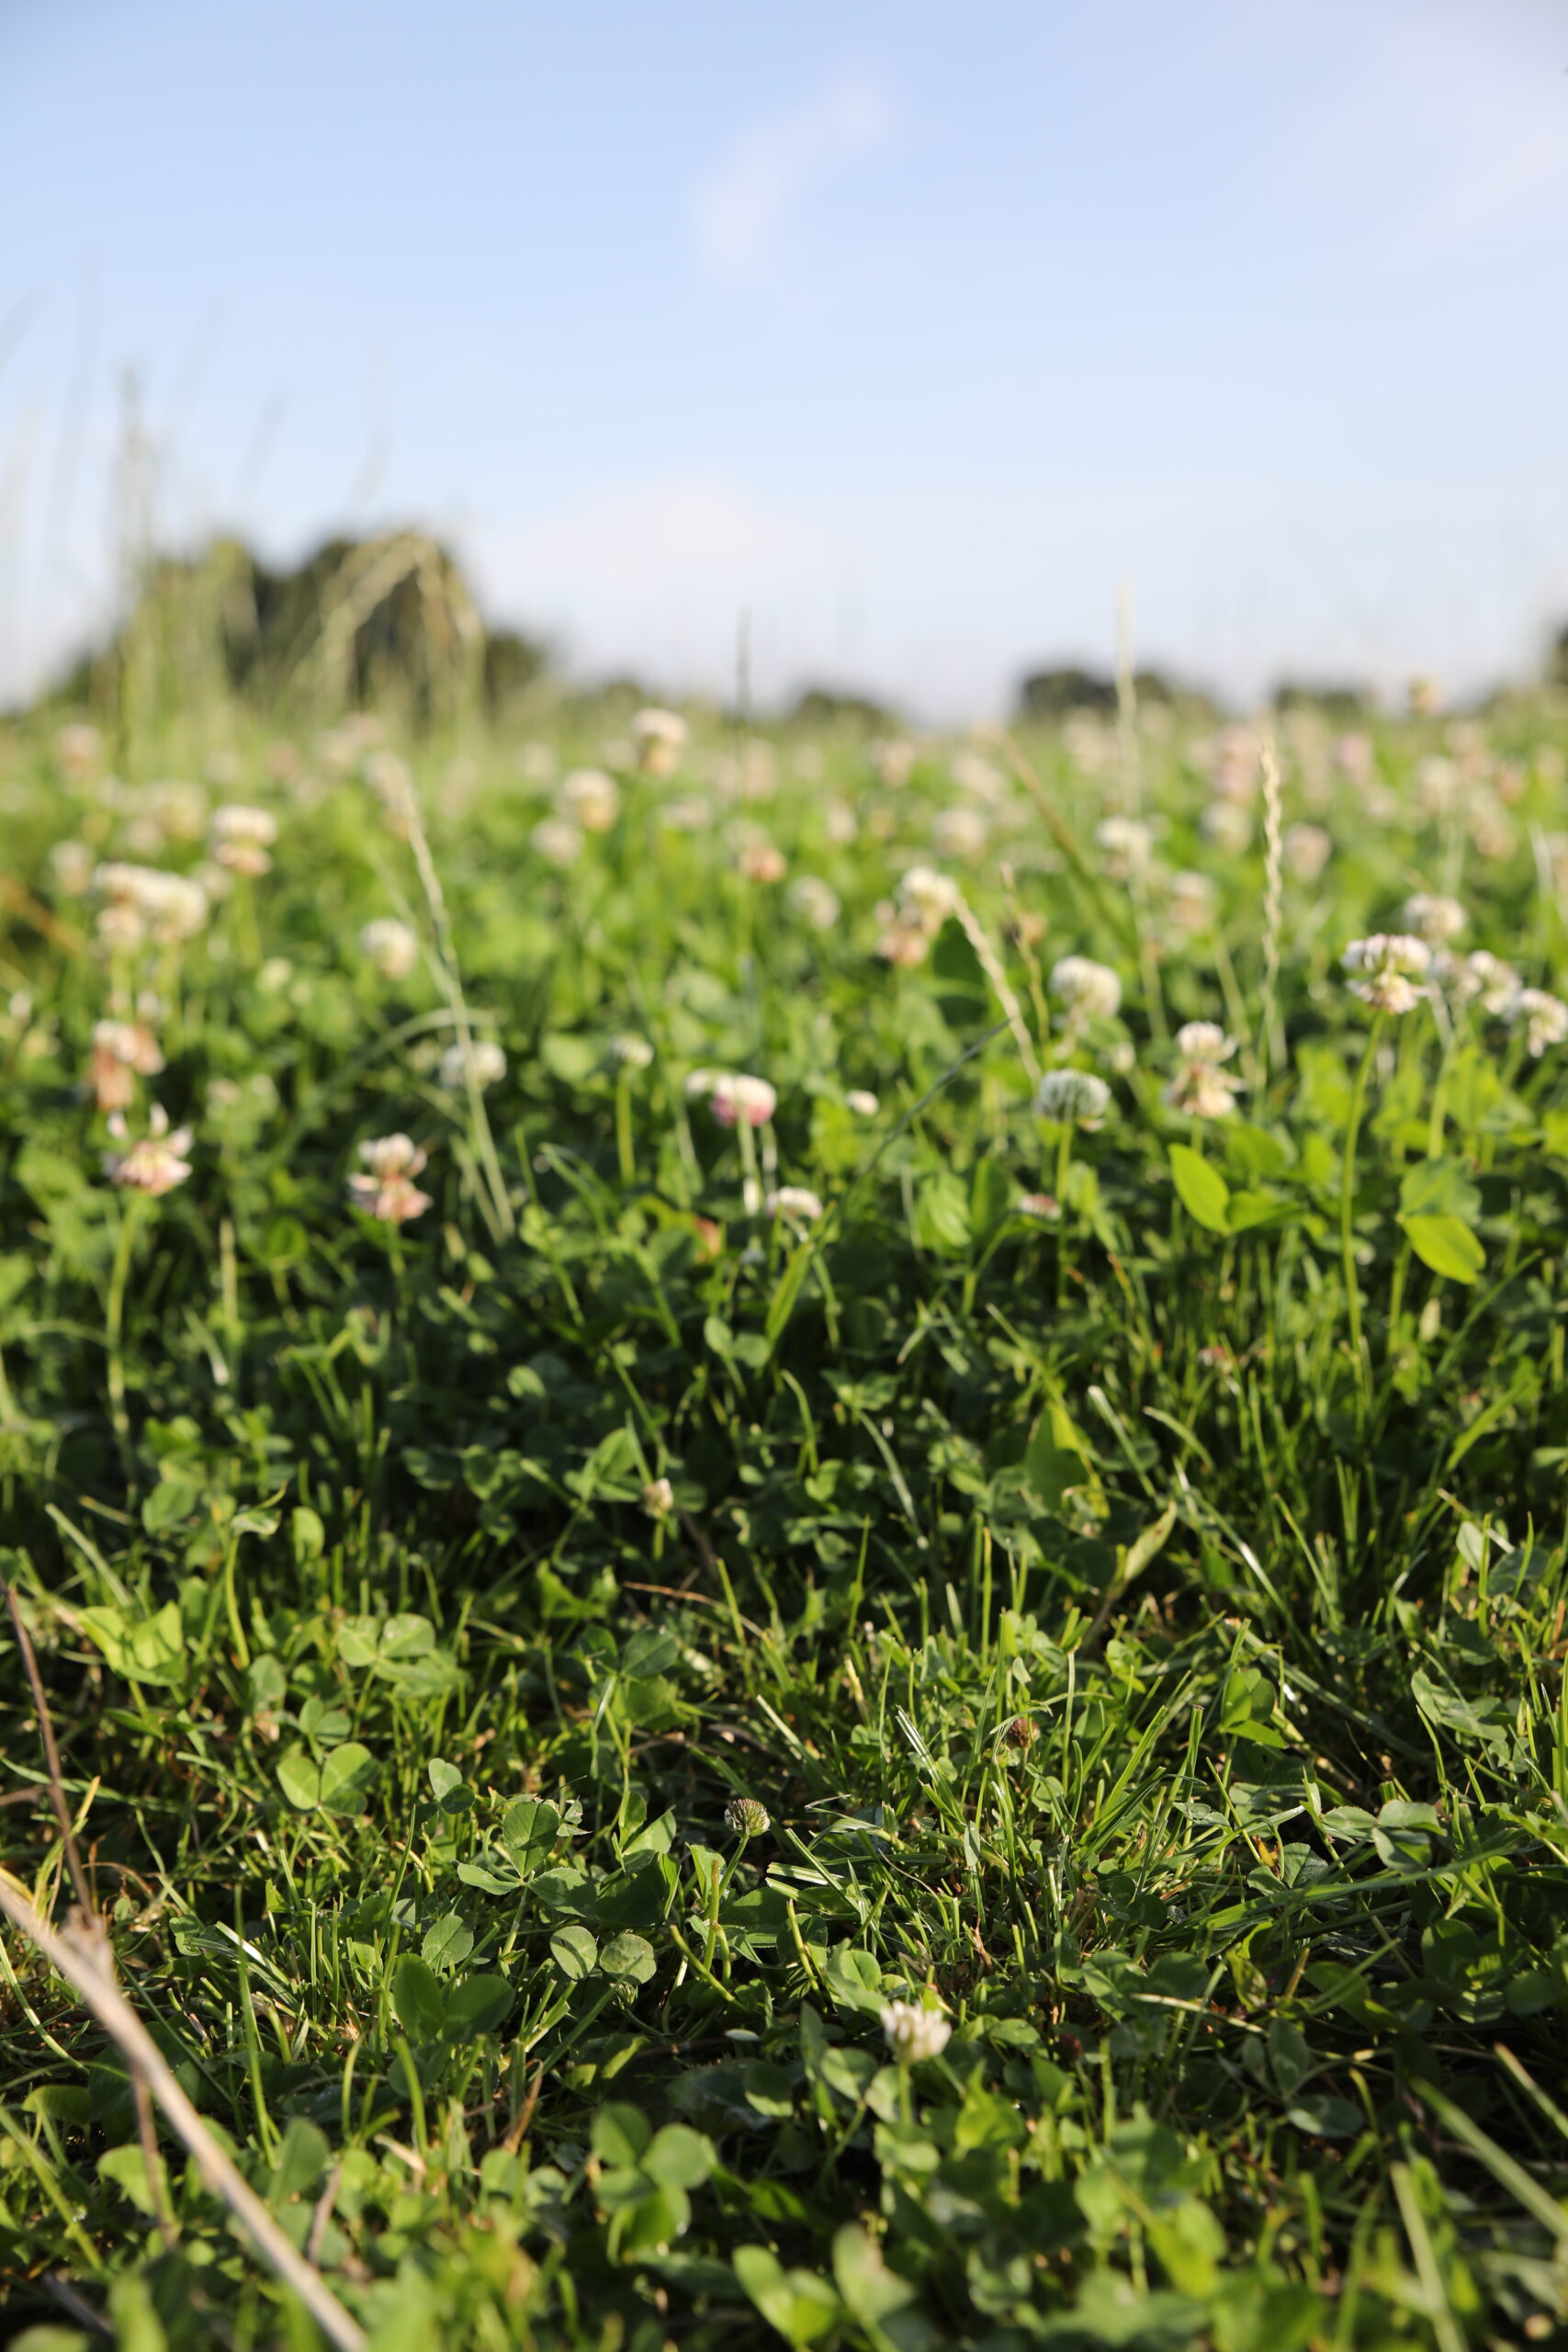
top-left (2, 693), bottom-right (1568, 2345)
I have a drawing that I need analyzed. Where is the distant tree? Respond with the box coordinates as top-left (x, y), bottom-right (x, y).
top-left (1271, 679), bottom-right (1371, 722)
top-left (42, 530), bottom-right (550, 729)
top-left (789, 685), bottom-right (898, 729)
top-left (1016, 666), bottom-right (1117, 719)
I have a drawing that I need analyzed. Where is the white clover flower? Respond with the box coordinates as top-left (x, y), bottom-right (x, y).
top-left (49, 840), bottom-right (96, 897)
top-left (348, 1134), bottom-right (433, 1224)
top-left (532, 817), bottom-right (584, 867)
top-left (1096, 816), bottom-right (1153, 879)
top-left (1342, 933), bottom-right (1433, 1015)
top-left (558, 768), bottom-right (619, 832)
top-left (845, 1089), bottom-right (880, 1117)
top-left (209, 803), bottom-right (277, 876)
top-left (877, 919), bottom-right (931, 968)
top-left (610, 1034), bottom-right (655, 1070)
top-left (1452, 949), bottom-right (1520, 1014)
top-left (642, 1476), bottom-right (675, 1518)
top-left (683, 1068), bottom-right (722, 1102)
top-left (1283, 822), bottom-right (1333, 882)
top-left (1403, 893), bottom-right (1467, 948)
top-left (93, 863), bottom-right (209, 945)
top-left (788, 876), bottom-right (840, 932)
top-left (737, 834), bottom-right (787, 884)
top-left (88, 1019), bottom-right (164, 1113)
top-left (766, 1185), bottom-right (823, 1225)
top-left (103, 1103), bottom-right (193, 1196)
top-left (897, 865), bottom-right (961, 933)
top-left (145, 779), bottom-right (208, 842)
top-left (632, 707), bottom-right (689, 775)
top-left (1165, 1022), bottom-right (1242, 1120)
top-left (880, 2001), bottom-right (952, 2065)
top-left (439, 1039), bottom-right (506, 1091)
top-left (1050, 956), bottom-right (1122, 1024)
top-left (871, 738), bottom-right (917, 789)
top-left (660, 795), bottom-right (712, 832)
top-left (950, 749), bottom-right (1006, 804)
top-left (53, 721), bottom-right (104, 782)
top-left (709, 1074), bottom-right (777, 1128)
top-left (1201, 800), bottom-right (1252, 855)
top-left (1035, 1069), bottom-right (1112, 1127)
top-left (1167, 870), bottom-right (1217, 933)
top-left (725, 1796), bottom-right (771, 1838)
top-left (931, 805), bottom-right (988, 860)
top-left (359, 918), bottom-right (420, 982)
top-left (823, 797), bottom-right (858, 845)
top-left (1508, 988), bottom-right (1568, 1057)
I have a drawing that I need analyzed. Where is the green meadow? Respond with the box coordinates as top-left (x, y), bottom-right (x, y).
top-left (3, 653), bottom-right (1568, 2349)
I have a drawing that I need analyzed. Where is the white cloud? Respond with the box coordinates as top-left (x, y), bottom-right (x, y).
top-left (693, 71), bottom-right (893, 287)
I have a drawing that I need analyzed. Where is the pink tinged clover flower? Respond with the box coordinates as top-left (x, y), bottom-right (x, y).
top-left (766, 1185), bottom-right (823, 1225)
top-left (709, 1074), bottom-right (776, 1128)
top-left (1509, 988), bottom-right (1568, 1058)
top-left (348, 1133), bottom-right (434, 1224)
top-left (103, 1104), bottom-right (193, 1196)
top-left (1341, 933), bottom-right (1432, 1015)
top-left (1164, 1021), bottom-right (1243, 1120)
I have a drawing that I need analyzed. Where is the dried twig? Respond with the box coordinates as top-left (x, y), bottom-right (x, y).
top-left (0, 1576), bottom-right (366, 2350)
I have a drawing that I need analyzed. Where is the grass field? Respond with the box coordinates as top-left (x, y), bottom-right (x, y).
top-left (3, 685), bottom-right (1568, 2349)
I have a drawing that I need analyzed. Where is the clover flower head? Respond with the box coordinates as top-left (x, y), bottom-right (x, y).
top-left (642, 1476), bottom-right (675, 1518)
top-left (348, 1134), bottom-right (433, 1224)
top-left (845, 1089), bottom-right (880, 1117)
top-left (1050, 956), bottom-right (1122, 1023)
top-left (54, 721), bottom-right (104, 782)
top-left (632, 707), bottom-right (689, 775)
top-left (897, 865), bottom-right (961, 933)
top-left (1167, 870), bottom-right (1217, 932)
top-left (1035, 1069), bottom-right (1112, 1128)
top-left (88, 1019), bottom-right (164, 1113)
top-left (709, 1074), bottom-right (776, 1128)
top-left (439, 1039), bottom-right (506, 1091)
top-left (209, 803), bottom-right (278, 876)
top-left (725, 1796), bottom-right (771, 1838)
top-left (558, 768), bottom-right (619, 832)
top-left (103, 1103), bottom-right (193, 1196)
top-left (1341, 933), bottom-right (1432, 1015)
top-left (737, 834), bottom-right (787, 884)
top-left (788, 876), bottom-right (841, 932)
top-left (880, 2001), bottom-right (952, 2064)
top-left (1509, 988), bottom-right (1568, 1057)
top-left (531, 817), bottom-right (583, 868)
top-left (94, 863), bottom-right (209, 945)
top-left (1452, 949), bottom-right (1520, 1014)
top-left (611, 1034), bottom-right (654, 1070)
top-left (1165, 1021), bottom-right (1243, 1119)
top-left (766, 1185), bottom-right (823, 1226)
top-left (359, 918), bottom-right (420, 981)
top-left (1403, 892), bottom-right (1467, 948)
top-left (51, 840), bottom-right (96, 897)
top-left (1096, 816), bottom-right (1153, 878)
top-left (931, 805), bottom-right (988, 860)
top-left (1283, 823), bottom-right (1333, 882)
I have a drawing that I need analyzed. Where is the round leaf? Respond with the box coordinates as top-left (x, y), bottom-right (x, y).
top-left (1400, 1214), bottom-right (1484, 1284)
top-left (1168, 1144), bottom-right (1231, 1234)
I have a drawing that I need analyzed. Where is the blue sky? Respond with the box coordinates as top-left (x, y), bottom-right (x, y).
top-left (3, 0), bottom-right (1567, 714)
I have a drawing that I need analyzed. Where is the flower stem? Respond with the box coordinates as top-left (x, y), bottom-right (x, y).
top-left (106, 1194), bottom-right (145, 1490)
top-left (1054, 1125), bottom-right (1073, 1307)
top-left (1340, 1017), bottom-right (1382, 1393)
